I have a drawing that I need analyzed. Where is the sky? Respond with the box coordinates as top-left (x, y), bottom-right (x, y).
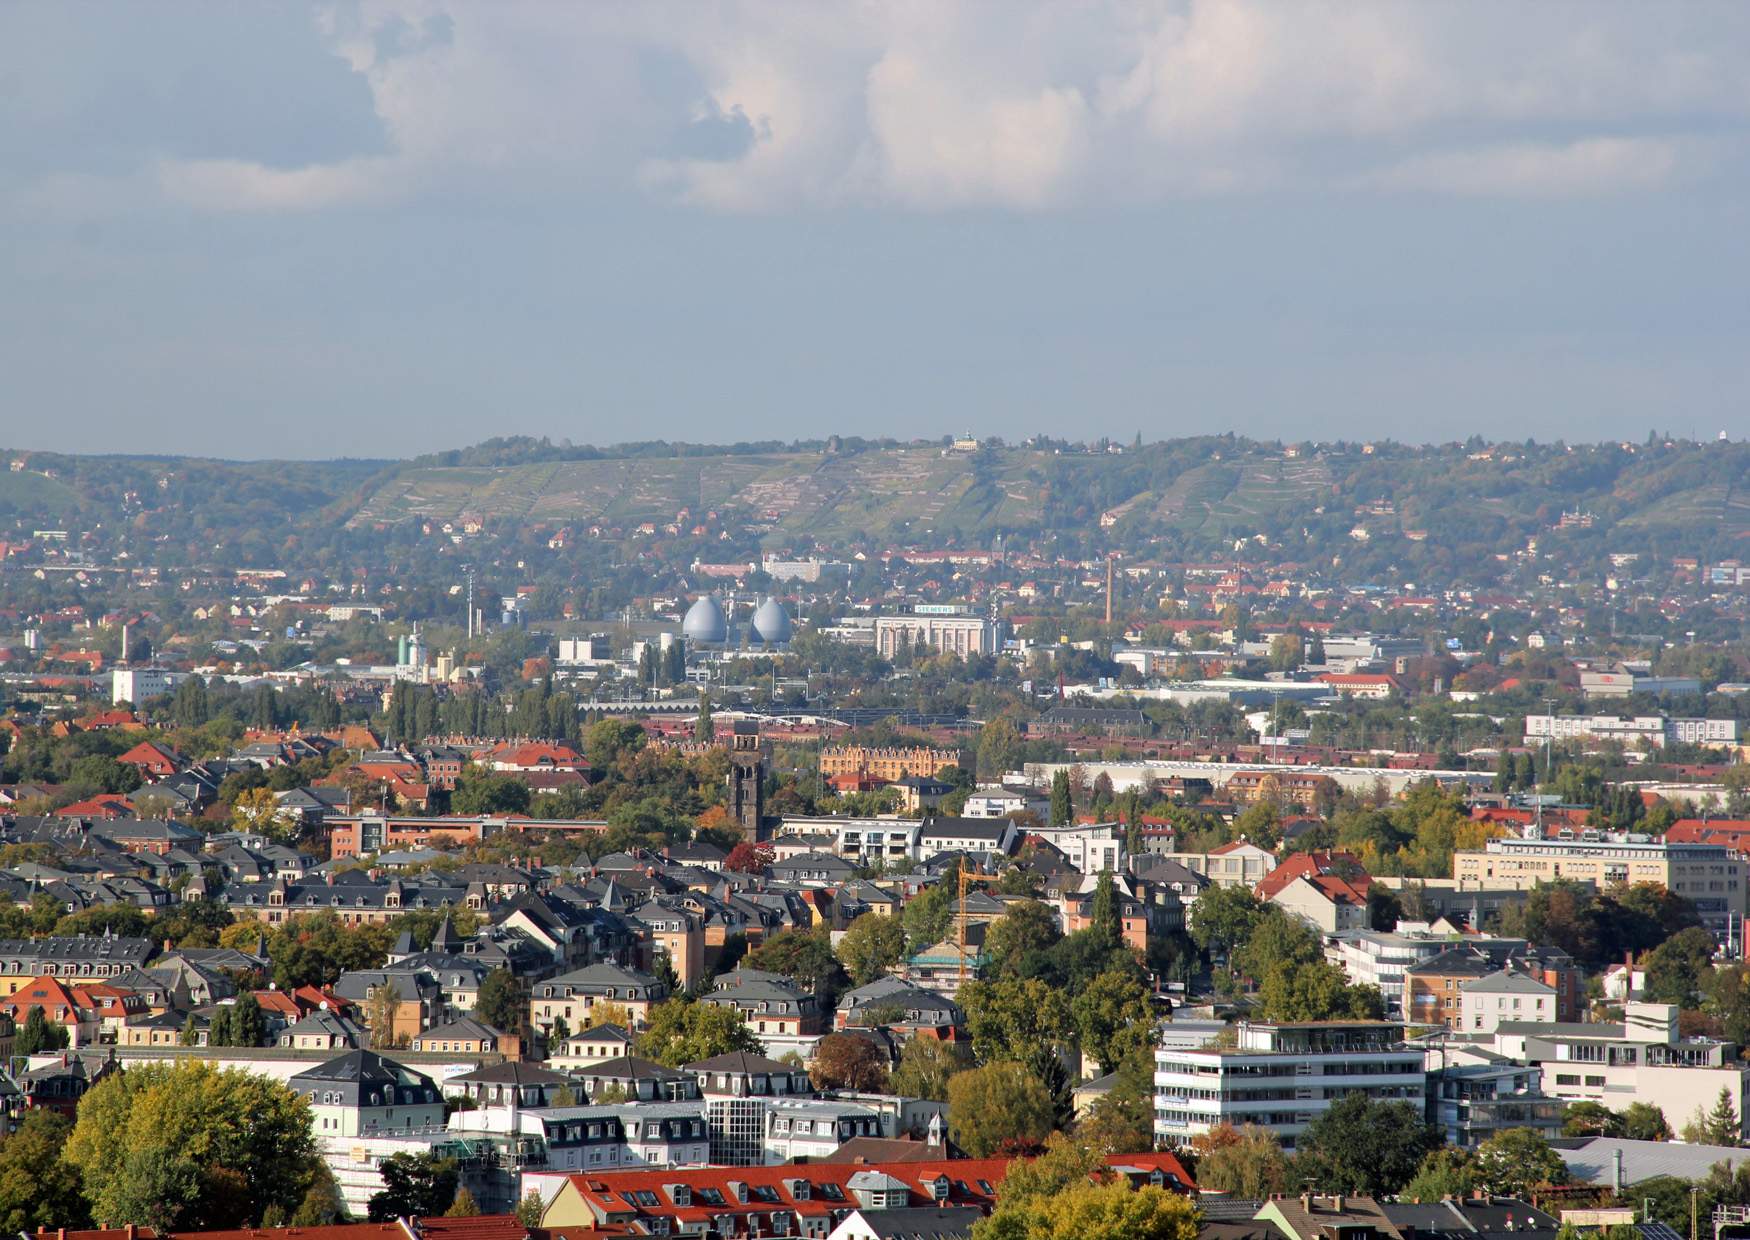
top-left (3, 1), bottom-right (1748, 460)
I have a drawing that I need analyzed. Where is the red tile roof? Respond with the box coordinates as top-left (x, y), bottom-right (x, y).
top-left (1256, 850), bottom-right (1372, 902)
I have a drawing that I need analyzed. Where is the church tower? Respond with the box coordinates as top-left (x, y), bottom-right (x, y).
top-left (728, 720), bottom-right (769, 841)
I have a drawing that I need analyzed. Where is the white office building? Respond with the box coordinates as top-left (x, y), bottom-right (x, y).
top-left (874, 615), bottom-right (1001, 659)
top-left (111, 667), bottom-right (191, 705)
top-left (1524, 714), bottom-right (1738, 749)
top-left (1154, 1021), bottom-right (1425, 1149)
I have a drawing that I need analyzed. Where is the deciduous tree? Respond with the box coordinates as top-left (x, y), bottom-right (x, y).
top-left (1191, 1125), bottom-right (1290, 1199)
top-left (1294, 1094), bottom-right (1440, 1195)
top-left (947, 1062), bottom-right (1056, 1157)
top-left (476, 968), bottom-right (524, 1033)
top-left (367, 1152), bottom-right (457, 1222)
top-left (888, 1035), bottom-right (965, 1102)
top-left (636, 998), bottom-right (760, 1067)
top-left (1071, 970), bottom-right (1154, 1074)
top-left (975, 1180), bottom-right (1198, 1240)
top-left (0, 1110), bottom-right (87, 1233)
top-left (1472, 1128), bottom-right (1568, 1197)
top-left (63, 1061), bottom-right (319, 1231)
top-left (809, 1033), bottom-right (890, 1092)
top-left (836, 913), bottom-right (908, 985)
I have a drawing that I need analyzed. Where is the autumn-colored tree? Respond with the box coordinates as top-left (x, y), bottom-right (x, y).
top-left (809, 1033), bottom-right (891, 1092)
top-left (1191, 1125), bottom-right (1289, 1199)
top-left (975, 1180), bottom-right (1198, 1240)
top-left (725, 841), bottom-right (774, 873)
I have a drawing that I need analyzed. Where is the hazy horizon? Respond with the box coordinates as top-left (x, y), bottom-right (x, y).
top-left (5, 2), bottom-right (1747, 459)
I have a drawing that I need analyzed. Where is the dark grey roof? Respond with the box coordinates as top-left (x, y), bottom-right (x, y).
top-left (448, 1060), bottom-right (571, 1086)
top-left (845, 1206), bottom-right (980, 1240)
top-left (684, 1050), bottom-right (799, 1074)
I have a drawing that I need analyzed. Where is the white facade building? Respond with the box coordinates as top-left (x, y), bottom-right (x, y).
top-left (1026, 822), bottom-right (1127, 874)
top-left (111, 667), bottom-right (191, 705)
top-left (873, 615), bottom-right (1001, 659)
top-left (1154, 1021), bottom-right (1425, 1149)
top-left (1524, 714), bottom-right (1738, 749)
top-left (961, 788), bottom-right (1048, 820)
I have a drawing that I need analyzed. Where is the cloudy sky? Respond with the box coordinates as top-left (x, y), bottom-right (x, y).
top-left (4, 1), bottom-right (1747, 459)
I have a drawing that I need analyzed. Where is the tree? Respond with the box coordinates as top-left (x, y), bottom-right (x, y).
top-left (1071, 970), bottom-right (1154, 1075)
top-left (1562, 1101), bottom-right (1621, 1137)
top-left (984, 900), bottom-right (1064, 978)
top-left (1644, 925), bottom-right (1716, 1006)
top-left (211, 994), bottom-right (266, 1047)
top-left (810, 1033), bottom-right (891, 1092)
top-left (368, 1152), bottom-right (458, 1222)
top-left (289, 1165), bottom-right (345, 1227)
top-left (1683, 1088), bottom-right (1741, 1146)
top-left (476, 968), bottom-right (524, 1033)
top-left (961, 978), bottom-right (1075, 1080)
top-left (1191, 1125), bottom-right (1290, 1199)
top-left (1089, 872), bottom-right (1121, 949)
top-left (15, 1006), bottom-right (68, 1056)
top-left (1472, 1128), bottom-right (1568, 1197)
top-left (836, 913), bottom-right (908, 985)
top-left (1294, 1094), bottom-right (1440, 1195)
top-left (1403, 1148), bottom-right (1478, 1203)
top-left (694, 692), bottom-right (714, 742)
top-left (445, 1187), bottom-right (481, 1218)
top-left (231, 786), bottom-right (296, 840)
top-left (948, 1062), bottom-right (1057, 1157)
top-left (1621, 1102), bottom-right (1673, 1142)
top-left (364, 980), bottom-right (404, 1048)
top-left (1050, 771), bottom-right (1073, 827)
top-left (746, 926), bottom-right (849, 1002)
top-left (589, 1000), bottom-right (633, 1030)
top-left (903, 881), bottom-right (954, 952)
top-left (991, 1133), bottom-right (1106, 1205)
top-left (636, 998), bottom-right (760, 1067)
top-left (1077, 1070), bottom-right (1155, 1155)
top-left (450, 768), bottom-right (531, 816)
top-left (724, 841), bottom-right (773, 873)
top-left (63, 1061), bottom-right (320, 1231)
top-left (888, 1035), bottom-right (964, 1102)
top-left (0, 1109), bottom-right (87, 1233)
top-left (975, 1180), bottom-right (1198, 1240)
top-left (515, 1191), bottom-right (546, 1229)
top-left (1188, 884), bottom-right (1263, 966)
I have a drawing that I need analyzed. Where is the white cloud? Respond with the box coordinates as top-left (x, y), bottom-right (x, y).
top-left (1368, 137), bottom-right (1698, 198)
top-left (93, 1), bottom-right (1750, 212)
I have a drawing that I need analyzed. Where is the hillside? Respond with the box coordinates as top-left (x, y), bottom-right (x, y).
top-left (7, 437), bottom-right (1750, 565)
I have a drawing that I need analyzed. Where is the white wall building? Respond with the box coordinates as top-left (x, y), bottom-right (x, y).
top-left (1026, 822), bottom-right (1127, 874)
top-left (1524, 714), bottom-right (1738, 749)
top-left (1155, 1021), bottom-right (1425, 1149)
top-left (961, 787), bottom-right (1048, 820)
top-left (111, 667), bottom-right (191, 705)
top-left (873, 615), bottom-right (1001, 659)
top-left (1459, 970), bottom-right (1556, 1035)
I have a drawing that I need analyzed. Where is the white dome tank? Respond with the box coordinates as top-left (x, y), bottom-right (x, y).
top-left (682, 595), bottom-right (729, 644)
top-left (751, 597), bottom-right (793, 645)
